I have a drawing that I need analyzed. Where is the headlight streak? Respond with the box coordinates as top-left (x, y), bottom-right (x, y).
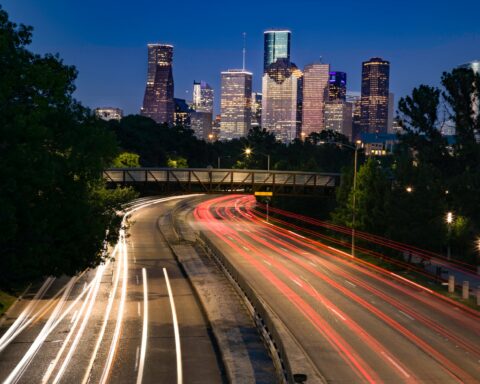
top-left (136, 268), bottom-right (149, 384)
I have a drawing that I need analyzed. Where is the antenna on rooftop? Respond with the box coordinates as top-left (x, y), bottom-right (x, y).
top-left (242, 32), bottom-right (246, 71)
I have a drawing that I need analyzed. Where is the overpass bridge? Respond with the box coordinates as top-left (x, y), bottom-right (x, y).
top-left (103, 168), bottom-right (340, 196)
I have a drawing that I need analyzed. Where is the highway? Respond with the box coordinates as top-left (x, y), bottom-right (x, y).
top-left (193, 194), bottom-right (480, 383)
top-left (0, 196), bottom-right (227, 384)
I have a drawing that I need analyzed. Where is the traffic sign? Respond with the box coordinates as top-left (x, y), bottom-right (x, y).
top-left (254, 191), bottom-right (273, 196)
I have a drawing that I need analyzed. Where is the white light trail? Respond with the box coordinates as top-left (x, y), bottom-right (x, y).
top-left (136, 268), bottom-right (149, 384)
top-left (163, 268), bottom-right (183, 384)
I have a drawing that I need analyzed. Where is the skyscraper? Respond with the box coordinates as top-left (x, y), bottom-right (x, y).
top-left (192, 81), bottom-right (214, 113)
top-left (324, 101), bottom-right (353, 139)
top-left (262, 59), bottom-right (303, 143)
top-left (141, 44), bottom-right (175, 125)
top-left (360, 57), bottom-right (390, 134)
top-left (347, 91), bottom-right (362, 141)
top-left (301, 63), bottom-right (330, 136)
top-left (220, 69), bottom-right (252, 140)
top-left (251, 92), bottom-right (262, 128)
top-left (329, 71), bottom-right (347, 101)
top-left (263, 30), bottom-right (291, 72)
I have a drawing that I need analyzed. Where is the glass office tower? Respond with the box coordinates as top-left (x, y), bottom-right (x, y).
top-left (263, 30), bottom-right (291, 73)
top-left (329, 71), bottom-right (347, 101)
top-left (360, 57), bottom-right (390, 134)
top-left (220, 69), bottom-right (252, 140)
top-left (302, 63), bottom-right (330, 135)
top-left (141, 44), bottom-right (175, 125)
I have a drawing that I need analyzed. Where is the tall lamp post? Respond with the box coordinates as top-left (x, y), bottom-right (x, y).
top-left (446, 211), bottom-right (453, 260)
top-left (244, 147), bottom-right (270, 171)
top-left (320, 140), bottom-right (362, 256)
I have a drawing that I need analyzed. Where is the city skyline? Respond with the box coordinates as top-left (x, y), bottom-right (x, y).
top-left (4, 0), bottom-right (479, 116)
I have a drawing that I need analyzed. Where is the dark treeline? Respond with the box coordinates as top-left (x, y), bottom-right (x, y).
top-left (333, 69), bottom-right (480, 264)
top-left (0, 8), bottom-right (136, 289)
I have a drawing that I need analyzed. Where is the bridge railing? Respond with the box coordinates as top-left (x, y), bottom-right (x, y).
top-left (103, 168), bottom-right (339, 195)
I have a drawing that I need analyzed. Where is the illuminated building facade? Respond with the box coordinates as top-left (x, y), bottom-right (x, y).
top-left (251, 92), bottom-right (262, 128)
top-left (324, 101), bottom-right (353, 139)
top-left (174, 98), bottom-right (191, 128)
top-left (328, 71), bottom-right (347, 101)
top-left (95, 107), bottom-right (123, 121)
top-left (191, 111), bottom-right (213, 140)
top-left (141, 44), bottom-right (175, 125)
top-left (458, 60), bottom-right (480, 125)
top-left (347, 92), bottom-right (362, 141)
top-left (262, 59), bottom-right (303, 143)
top-left (360, 57), bottom-right (390, 134)
top-left (193, 81), bottom-right (214, 113)
top-left (264, 30), bottom-right (291, 72)
top-left (301, 63), bottom-right (330, 136)
top-left (220, 69), bottom-right (252, 140)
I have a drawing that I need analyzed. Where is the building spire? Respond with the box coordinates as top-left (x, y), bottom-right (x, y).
top-left (242, 32), bottom-right (246, 71)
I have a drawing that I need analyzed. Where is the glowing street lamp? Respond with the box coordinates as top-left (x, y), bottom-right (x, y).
top-left (406, 186), bottom-right (413, 193)
top-left (244, 148), bottom-right (270, 171)
top-left (446, 211), bottom-right (453, 260)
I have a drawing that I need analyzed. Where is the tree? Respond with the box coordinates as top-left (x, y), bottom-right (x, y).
top-left (0, 8), bottom-right (136, 287)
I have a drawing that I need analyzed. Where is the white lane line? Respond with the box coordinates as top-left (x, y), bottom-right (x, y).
top-left (280, 247), bottom-right (288, 252)
top-left (262, 260), bottom-right (272, 267)
top-left (70, 310), bottom-right (78, 324)
top-left (398, 310), bottom-right (415, 321)
top-left (134, 346), bottom-right (140, 372)
top-left (163, 268), bottom-right (183, 384)
top-left (327, 246), bottom-right (353, 258)
top-left (288, 230), bottom-right (306, 239)
top-left (345, 280), bottom-right (356, 288)
top-left (390, 273), bottom-right (434, 293)
top-left (292, 279), bottom-right (303, 287)
top-left (136, 268), bottom-right (149, 384)
top-left (137, 302), bottom-right (141, 317)
top-left (241, 246), bottom-right (250, 251)
top-left (328, 306), bottom-right (346, 321)
top-left (381, 351), bottom-right (411, 378)
top-left (308, 261), bottom-right (317, 267)
top-left (301, 252), bottom-right (310, 255)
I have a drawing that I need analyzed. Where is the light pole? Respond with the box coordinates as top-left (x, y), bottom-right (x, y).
top-left (217, 155), bottom-right (231, 169)
top-left (244, 148), bottom-right (270, 171)
top-left (446, 211), bottom-right (453, 260)
top-left (319, 140), bottom-right (361, 256)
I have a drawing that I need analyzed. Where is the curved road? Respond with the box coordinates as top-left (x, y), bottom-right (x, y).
top-left (193, 194), bottom-right (480, 383)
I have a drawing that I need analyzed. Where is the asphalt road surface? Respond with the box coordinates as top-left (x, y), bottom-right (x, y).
top-left (0, 196), bottom-right (225, 384)
top-left (193, 194), bottom-right (480, 383)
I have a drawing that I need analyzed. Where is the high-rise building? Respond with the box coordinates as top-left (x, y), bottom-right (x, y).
top-left (192, 81), bottom-right (214, 113)
top-left (347, 91), bottom-right (362, 141)
top-left (301, 63), bottom-right (330, 136)
top-left (324, 101), bottom-right (353, 139)
top-left (388, 92), bottom-right (395, 133)
top-left (220, 69), bottom-right (252, 140)
top-left (95, 107), bottom-right (123, 121)
top-left (191, 111), bottom-right (213, 140)
top-left (458, 60), bottom-right (480, 123)
top-left (251, 92), bottom-right (262, 128)
top-left (262, 59), bottom-right (303, 143)
top-left (263, 30), bottom-right (291, 72)
top-left (329, 71), bottom-right (347, 101)
top-left (141, 44), bottom-right (175, 125)
top-left (360, 57), bottom-right (390, 134)
top-left (191, 81), bottom-right (214, 140)
top-left (174, 98), bottom-right (191, 128)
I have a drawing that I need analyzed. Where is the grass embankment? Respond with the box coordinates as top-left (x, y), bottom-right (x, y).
top-left (0, 290), bottom-right (17, 316)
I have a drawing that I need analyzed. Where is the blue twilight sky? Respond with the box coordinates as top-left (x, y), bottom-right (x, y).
top-left (3, 0), bottom-right (479, 115)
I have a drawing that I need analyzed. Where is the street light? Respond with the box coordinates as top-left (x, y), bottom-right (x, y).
top-left (244, 147), bottom-right (270, 171)
top-left (406, 186), bottom-right (413, 193)
top-left (446, 211), bottom-right (453, 260)
top-left (319, 139), bottom-right (362, 257)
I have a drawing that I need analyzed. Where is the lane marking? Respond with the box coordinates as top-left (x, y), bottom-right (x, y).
top-left (134, 346), bottom-right (140, 372)
top-left (308, 261), bottom-right (317, 267)
top-left (137, 302), bottom-right (141, 317)
top-left (262, 260), bottom-right (272, 267)
top-left (381, 351), bottom-right (411, 378)
top-left (328, 306), bottom-right (346, 321)
top-left (280, 247), bottom-right (288, 252)
top-left (136, 275), bottom-right (139, 285)
top-left (390, 273), bottom-right (434, 293)
top-left (241, 246), bottom-right (250, 251)
top-left (398, 310), bottom-right (415, 321)
top-left (327, 246), bottom-right (353, 258)
top-left (163, 268), bottom-right (183, 384)
top-left (345, 280), bottom-right (356, 288)
top-left (70, 310), bottom-right (78, 324)
top-left (292, 279), bottom-right (303, 287)
top-left (288, 230), bottom-right (306, 239)
top-left (136, 268), bottom-right (148, 384)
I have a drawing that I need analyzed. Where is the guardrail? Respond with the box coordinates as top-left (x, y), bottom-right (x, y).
top-left (103, 168), bottom-right (339, 196)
